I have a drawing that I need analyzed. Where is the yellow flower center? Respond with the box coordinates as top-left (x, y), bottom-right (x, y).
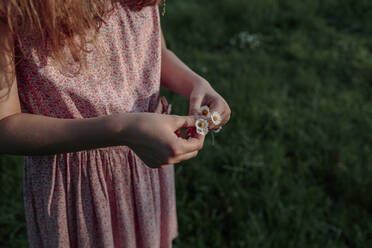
top-left (202, 110), bottom-right (209, 116)
top-left (213, 116), bottom-right (218, 121)
top-left (198, 122), bottom-right (205, 128)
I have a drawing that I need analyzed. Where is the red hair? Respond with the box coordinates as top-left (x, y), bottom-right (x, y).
top-left (0, 0), bottom-right (162, 97)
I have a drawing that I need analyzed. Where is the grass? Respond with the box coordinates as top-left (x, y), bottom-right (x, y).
top-left (0, 156), bottom-right (27, 247)
top-left (2, 0), bottom-right (372, 247)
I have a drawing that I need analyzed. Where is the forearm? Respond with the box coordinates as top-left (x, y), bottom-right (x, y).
top-left (0, 112), bottom-right (128, 156)
top-left (160, 48), bottom-right (207, 98)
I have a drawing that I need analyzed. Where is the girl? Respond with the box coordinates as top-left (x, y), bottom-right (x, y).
top-left (0, 0), bottom-right (230, 247)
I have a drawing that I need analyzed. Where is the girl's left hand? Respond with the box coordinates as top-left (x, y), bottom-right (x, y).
top-left (188, 79), bottom-right (231, 129)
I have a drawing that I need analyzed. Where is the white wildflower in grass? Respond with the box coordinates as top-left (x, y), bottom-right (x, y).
top-left (199, 105), bottom-right (210, 118)
top-left (211, 111), bottom-right (222, 126)
top-left (229, 31), bottom-right (261, 49)
top-left (195, 119), bottom-right (209, 135)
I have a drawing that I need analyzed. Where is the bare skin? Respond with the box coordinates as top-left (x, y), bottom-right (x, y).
top-left (159, 30), bottom-right (231, 130)
top-left (0, 16), bottom-right (230, 169)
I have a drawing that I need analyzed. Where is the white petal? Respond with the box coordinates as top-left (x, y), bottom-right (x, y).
top-left (199, 106), bottom-right (210, 117)
top-left (195, 119), bottom-right (209, 130)
top-left (211, 112), bottom-right (222, 125)
top-left (197, 127), bottom-right (209, 135)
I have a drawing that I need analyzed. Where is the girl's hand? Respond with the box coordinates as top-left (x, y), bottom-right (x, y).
top-left (117, 103), bottom-right (205, 168)
top-left (189, 79), bottom-right (231, 129)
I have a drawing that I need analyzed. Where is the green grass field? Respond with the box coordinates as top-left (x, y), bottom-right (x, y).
top-left (2, 0), bottom-right (372, 247)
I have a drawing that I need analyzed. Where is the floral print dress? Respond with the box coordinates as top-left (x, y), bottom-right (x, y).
top-left (16, 4), bottom-right (178, 248)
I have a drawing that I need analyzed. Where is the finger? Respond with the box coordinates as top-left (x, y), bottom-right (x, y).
top-left (219, 104), bottom-right (231, 127)
top-left (159, 96), bottom-right (172, 115)
top-left (209, 100), bottom-right (226, 128)
top-left (160, 96), bottom-right (168, 107)
top-left (177, 134), bottom-right (205, 153)
top-left (188, 95), bottom-right (204, 115)
top-left (166, 104), bottom-right (172, 115)
top-left (221, 110), bottom-right (230, 126)
top-left (209, 98), bottom-right (225, 114)
top-left (172, 115), bottom-right (198, 129)
top-left (174, 150), bottom-right (199, 163)
top-left (163, 150), bottom-right (199, 166)
top-left (154, 96), bottom-right (164, 114)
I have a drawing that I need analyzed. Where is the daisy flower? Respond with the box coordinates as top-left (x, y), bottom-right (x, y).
top-left (195, 119), bottom-right (209, 135)
top-left (197, 127), bottom-right (209, 135)
top-left (211, 111), bottom-right (222, 125)
top-left (199, 106), bottom-right (210, 118)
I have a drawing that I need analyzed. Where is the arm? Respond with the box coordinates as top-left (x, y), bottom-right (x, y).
top-left (1, 100), bottom-right (201, 166)
top-left (0, 22), bottom-right (122, 156)
top-left (0, 24), bottom-right (203, 168)
top-left (160, 29), bottom-right (207, 99)
top-left (0, 111), bottom-right (124, 156)
top-left (159, 28), bottom-right (231, 128)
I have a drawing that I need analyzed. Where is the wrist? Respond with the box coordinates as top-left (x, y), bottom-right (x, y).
top-left (196, 77), bottom-right (212, 89)
top-left (105, 113), bottom-right (137, 147)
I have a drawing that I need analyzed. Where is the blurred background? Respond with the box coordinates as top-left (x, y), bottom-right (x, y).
top-left (2, 0), bottom-right (372, 247)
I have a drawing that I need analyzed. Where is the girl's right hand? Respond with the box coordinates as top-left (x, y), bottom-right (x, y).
top-left (116, 112), bottom-right (205, 169)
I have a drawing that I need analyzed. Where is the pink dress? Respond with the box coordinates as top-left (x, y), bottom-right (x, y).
top-left (16, 4), bottom-right (178, 248)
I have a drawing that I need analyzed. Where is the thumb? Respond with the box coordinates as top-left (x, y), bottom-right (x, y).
top-left (188, 95), bottom-right (204, 116)
top-left (172, 115), bottom-right (197, 129)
